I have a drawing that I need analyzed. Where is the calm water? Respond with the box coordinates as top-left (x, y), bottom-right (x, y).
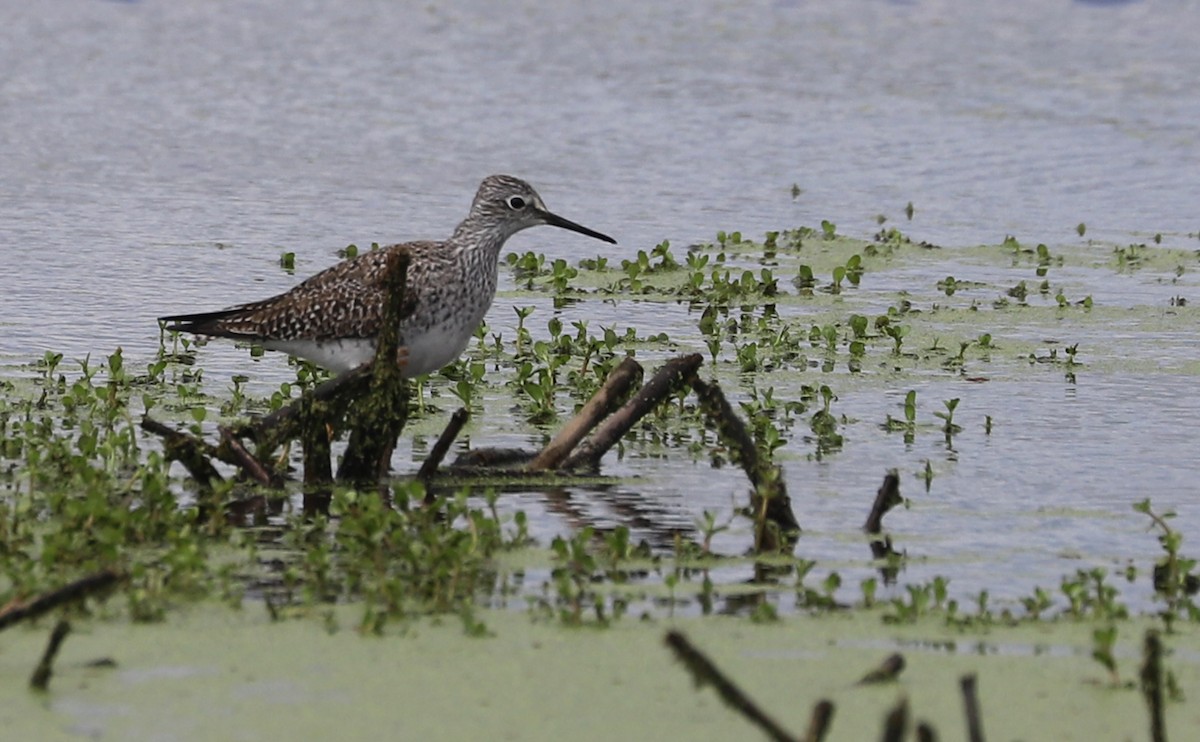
top-left (2, 0), bottom-right (1199, 609)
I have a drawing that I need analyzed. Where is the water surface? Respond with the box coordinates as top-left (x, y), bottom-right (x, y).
top-left (2, 0), bottom-right (1199, 610)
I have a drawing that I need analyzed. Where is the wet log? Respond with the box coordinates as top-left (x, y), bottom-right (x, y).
top-left (527, 356), bottom-right (642, 472)
top-left (561, 353), bottom-right (702, 472)
top-left (336, 249), bottom-right (412, 484)
top-left (690, 377), bottom-right (800, 552)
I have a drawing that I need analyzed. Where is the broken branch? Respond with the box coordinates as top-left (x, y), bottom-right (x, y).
top-left (561, 353), bottom-right (702, 472)
top-left (664, 630), bottom-right (797, 742)
top-left (527, 356), bottom-right (642, 472)
top-left (0, 568), bottom-right (125, 632)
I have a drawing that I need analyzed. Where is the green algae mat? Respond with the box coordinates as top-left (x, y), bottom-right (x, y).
top-left (3, 605), bottom-right (1198, 740)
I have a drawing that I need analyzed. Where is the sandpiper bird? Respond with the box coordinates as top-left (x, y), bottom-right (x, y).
top-left (160, 175), bottom-right (615, 376)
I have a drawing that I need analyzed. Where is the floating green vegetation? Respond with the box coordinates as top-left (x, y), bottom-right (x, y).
top-left (278, 484), bottom-right (531, 635)
top-left (4, 219), bottom-right (1200, 742)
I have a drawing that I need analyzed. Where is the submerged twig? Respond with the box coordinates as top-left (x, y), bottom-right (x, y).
top-left (960, 674), bottom-right (985, 742)
top-left (880, 696), bottom-right (909, 742)
top-left (301, 391), bottom-right (334, 515)
top-left (562, 353), bottom-right (702, 472)
top-left (865, 471), bottom-right (903, 579)
top-left (664, 629), bottom-right (797, 742)
top-left (528, 356), bottom-right (642, 472)
top-left (139, 417), bottom-right (223, 487)
top-left (0, 568), bottom-right (124, 632)
top-left (419, 407), bottom-right (470, 493)
top-left (218, 425), bottom-right (277, 487)
top-left (802, 700), bottom-right (836, 742)
top-left (864, 470), bottom-right (902, 534)
top-left (1140, 630), bottom-right (1167, 742)
top-left (916, 722), bottom-right (939, 742)
top-left (238, 365), bottom-right (372, 453)
top-left (29, 619), bottom-right (71, 691)
top-left (857, 653), bottom-right (907, 685)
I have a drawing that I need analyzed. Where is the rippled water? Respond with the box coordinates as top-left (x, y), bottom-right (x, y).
top-left (2, 0), bottom-right (1199, 609)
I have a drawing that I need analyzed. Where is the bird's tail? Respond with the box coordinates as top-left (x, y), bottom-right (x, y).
top-left (159, 306), bottom-right (259, 339)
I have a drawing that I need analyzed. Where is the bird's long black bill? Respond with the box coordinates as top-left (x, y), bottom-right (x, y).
top-left (542, 210), bottom-right (617, 244)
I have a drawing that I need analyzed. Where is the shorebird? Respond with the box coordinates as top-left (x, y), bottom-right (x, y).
top-left (160, 175), bottom-right (615, 376)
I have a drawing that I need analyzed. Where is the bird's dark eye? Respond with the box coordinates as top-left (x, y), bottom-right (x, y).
top-left (506, 196), bottom-right (527, 210)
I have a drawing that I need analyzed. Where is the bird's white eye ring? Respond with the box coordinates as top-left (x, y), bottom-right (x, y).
top-left (506, 196), bottom-right (527, 210)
